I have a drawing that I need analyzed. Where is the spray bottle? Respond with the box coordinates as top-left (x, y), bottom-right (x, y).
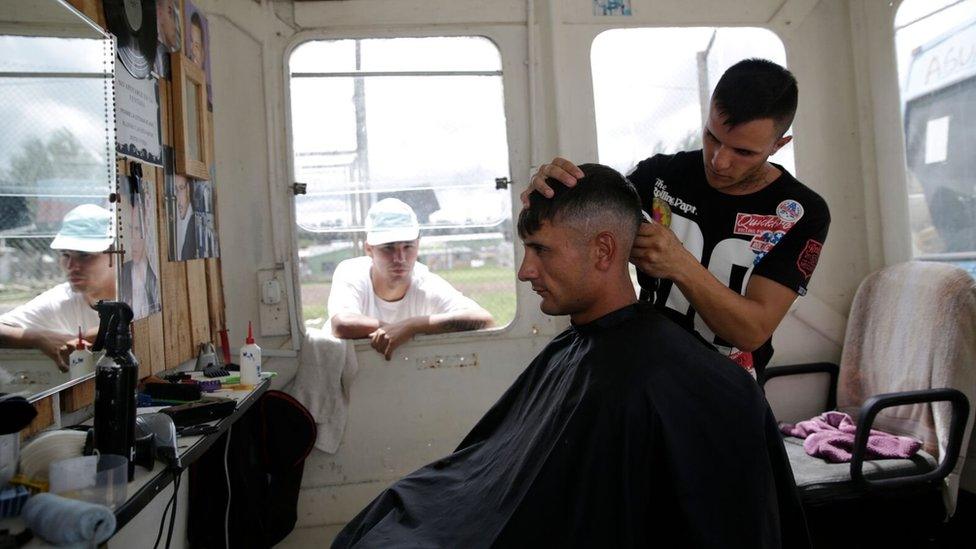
top-left (91, 301), bottom-right (139, 481)
top-left (68, 326), bottom-right (94, 379)
top-left (239, 321), bottom-right (261, 386)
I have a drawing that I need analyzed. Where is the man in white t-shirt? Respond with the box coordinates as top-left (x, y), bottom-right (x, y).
top-left (328, 199), bottom-right (494, 360)
top-left (0, 204), bottom-right (117, 369)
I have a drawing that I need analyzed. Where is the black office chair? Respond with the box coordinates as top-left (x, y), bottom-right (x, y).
top-left (761, 262), bottom-right (976, 548)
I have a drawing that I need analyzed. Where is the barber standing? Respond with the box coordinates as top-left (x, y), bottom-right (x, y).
top-left (526, 59), bottom-right (830, 378)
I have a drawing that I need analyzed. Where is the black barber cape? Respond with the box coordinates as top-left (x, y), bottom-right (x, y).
top-left (333, 304), bottom-right (808, 548)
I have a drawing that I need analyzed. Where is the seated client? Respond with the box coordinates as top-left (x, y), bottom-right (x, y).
top-left (333, 164), bottom-right (807, 548)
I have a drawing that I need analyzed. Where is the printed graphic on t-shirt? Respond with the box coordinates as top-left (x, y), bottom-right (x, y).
top-left (651, 197), bottom-right (672, 227)
top-left (662, 211), bottom-right (756, 363)
top-left (776, 199), bottom-right (805, 223)
top-left (652, 178), bottom-right (697, 216)
top-left (797, 239), bottom-right (824, 278)
top-left (733, 212), bottom-right (796, 265)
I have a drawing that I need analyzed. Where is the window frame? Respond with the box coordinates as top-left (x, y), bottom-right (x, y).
top-left (282, 28), bottom-right (529, 343)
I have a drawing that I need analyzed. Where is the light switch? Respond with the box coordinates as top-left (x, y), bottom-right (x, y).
top-left (262, 279), bottom-right (281, 305)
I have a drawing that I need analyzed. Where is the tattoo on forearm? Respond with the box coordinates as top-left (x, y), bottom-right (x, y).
top-left (442, 318), bottom-right (490, 332)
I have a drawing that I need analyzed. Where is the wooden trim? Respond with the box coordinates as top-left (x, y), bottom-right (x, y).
top-left (171, 53), bottom-right (211, 180)
top-left (66, 0), bottom-right (106, 29)
top-left (21, 397), bottom-right (55, 441)
top-left (186, 259), bottom-right (211, 348)
top-left (60, 379), bottom-right (96, 413)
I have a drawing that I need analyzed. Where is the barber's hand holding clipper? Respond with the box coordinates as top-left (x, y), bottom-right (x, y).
top-left (630, 211), bottom-right (692, 284)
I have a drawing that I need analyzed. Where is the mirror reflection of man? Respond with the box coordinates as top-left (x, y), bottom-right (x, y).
top-left (0, 204), bottom-right (116, 370)
top-left (328, 199), bottom-right (494, 360)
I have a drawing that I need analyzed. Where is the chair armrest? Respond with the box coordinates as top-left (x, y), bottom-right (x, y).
top-left (850, 388), bottom-right (970, 490)
top-left (759, 362), bottom-right (839, 410)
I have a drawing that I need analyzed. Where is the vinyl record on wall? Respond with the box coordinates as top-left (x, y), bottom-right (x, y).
top-left (104, 0), bottom-right (158, 79)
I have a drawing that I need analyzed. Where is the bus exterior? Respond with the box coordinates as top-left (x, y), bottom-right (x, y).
top-left (902, 15), bottom-right (976, 276)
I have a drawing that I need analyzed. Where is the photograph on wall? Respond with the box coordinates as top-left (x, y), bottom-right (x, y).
top-left (153, 0), bottom-right (181, 78)
top-left (183, 0), bottom-right (213, 110)
top-left (119, 170), bottom-right (162, 319)
top-left (190, 178), bottom-right (220, 259)
top-left (115, 57), bottom-right (163, 166)
top-left (163, 146), bottom-right (193, 260)
top-left (158, 0), bottom-right (182, 53)
top-left (164, 146), bottom-right (219, 260)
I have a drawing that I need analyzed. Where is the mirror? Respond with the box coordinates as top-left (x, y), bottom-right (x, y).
top-left (0, 1), bottom-right (116, 401)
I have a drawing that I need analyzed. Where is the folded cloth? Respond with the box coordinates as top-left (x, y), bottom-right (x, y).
top-left (21, 492), bottom-right (115, 548)
top-left (289, 324), bottom-right (359, 454)
top-left (781, 411), bottom-right (922, 463)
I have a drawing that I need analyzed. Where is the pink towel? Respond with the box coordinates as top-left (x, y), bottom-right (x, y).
top-left (780, 411), bottom-right (922, 464)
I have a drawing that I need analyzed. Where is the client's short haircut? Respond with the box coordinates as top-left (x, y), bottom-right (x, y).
top-left (518, 163), bottom-right (641, 248)
top-left (712, 58), bottom-right (798, 136)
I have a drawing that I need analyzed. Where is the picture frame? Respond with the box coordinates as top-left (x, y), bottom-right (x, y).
top-left (171, 52), bottom-right (211, 180)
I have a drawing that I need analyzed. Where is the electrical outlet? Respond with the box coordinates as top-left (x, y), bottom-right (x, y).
top-left (257, 268), bottom-right (290, 336)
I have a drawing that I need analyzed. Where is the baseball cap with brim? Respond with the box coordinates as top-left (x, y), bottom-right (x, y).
top-left (366, 198), bottom-right (420, 246)
top-left (50, 204), bottom-right (115, 253)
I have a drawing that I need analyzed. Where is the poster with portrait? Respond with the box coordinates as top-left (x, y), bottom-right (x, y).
top-left (164, 146), bottom-right (219, 260)
top-left (183, 0), bottom-right (213, 110)
top-left (153, 0), bottom-right (182, 78)
top-left (163, 146), bottom-right (192, 260)
top-left (115, 57), bottom-right (163, 166)
top-left (190, 178), bottom-right (220, 259)
top-left (158, 0), bottom-right (182, 52)
top-left (119, 170), bottom-right (162, 319)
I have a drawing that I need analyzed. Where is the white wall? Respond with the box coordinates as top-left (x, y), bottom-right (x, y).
top-left (195, 0), bottom-right (912, 541)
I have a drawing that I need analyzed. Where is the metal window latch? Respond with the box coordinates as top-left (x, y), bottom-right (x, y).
top-left (292, 182), bottom-right (307, 196)
top-left (105, 247), bottom-right (125, 267)
top-left (495, 177), bottom-right (510, 190)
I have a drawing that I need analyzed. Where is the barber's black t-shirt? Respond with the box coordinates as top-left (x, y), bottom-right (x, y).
top-left (627, 150), bottom-right (830, 376)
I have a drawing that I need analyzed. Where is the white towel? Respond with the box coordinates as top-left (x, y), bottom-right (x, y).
top-left (290, 324), bottom-right (359, 454)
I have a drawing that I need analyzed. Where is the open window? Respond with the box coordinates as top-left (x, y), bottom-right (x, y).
top-left (591, 27), bottom-right (793, 176)
top-left (287, 36), bottom-right (516, 328)
top-left (894, 0), bottom-right (976, 277)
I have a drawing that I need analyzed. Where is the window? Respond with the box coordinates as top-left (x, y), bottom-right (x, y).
top-left (288, 37), bottom-right (515, 327)
top-left (895, 0), bottom-right (976, 277)
top-left (591, 27), bottom-right (792, 176)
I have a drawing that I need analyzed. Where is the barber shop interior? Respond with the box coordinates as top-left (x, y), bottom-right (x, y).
top-left (1, 0), bottom-right (975, 547)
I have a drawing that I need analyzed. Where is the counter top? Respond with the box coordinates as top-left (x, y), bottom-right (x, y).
top-left (1, 372), bottom-right (273, 545)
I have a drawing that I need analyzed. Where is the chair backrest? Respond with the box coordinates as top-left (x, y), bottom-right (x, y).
top-left (836, 261), bottom-right (976, 490)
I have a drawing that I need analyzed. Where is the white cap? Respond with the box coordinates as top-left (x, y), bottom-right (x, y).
top-left (50, 204), bottom-right (114, 252)
top-left (366, 198), bottom-right (420, 246)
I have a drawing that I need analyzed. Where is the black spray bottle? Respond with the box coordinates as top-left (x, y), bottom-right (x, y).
top-left (92, 301), bottom-right (139, 481)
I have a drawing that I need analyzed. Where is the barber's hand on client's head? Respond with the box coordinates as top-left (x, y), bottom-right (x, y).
top-left (521, 157), bottom-right (585, 206)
